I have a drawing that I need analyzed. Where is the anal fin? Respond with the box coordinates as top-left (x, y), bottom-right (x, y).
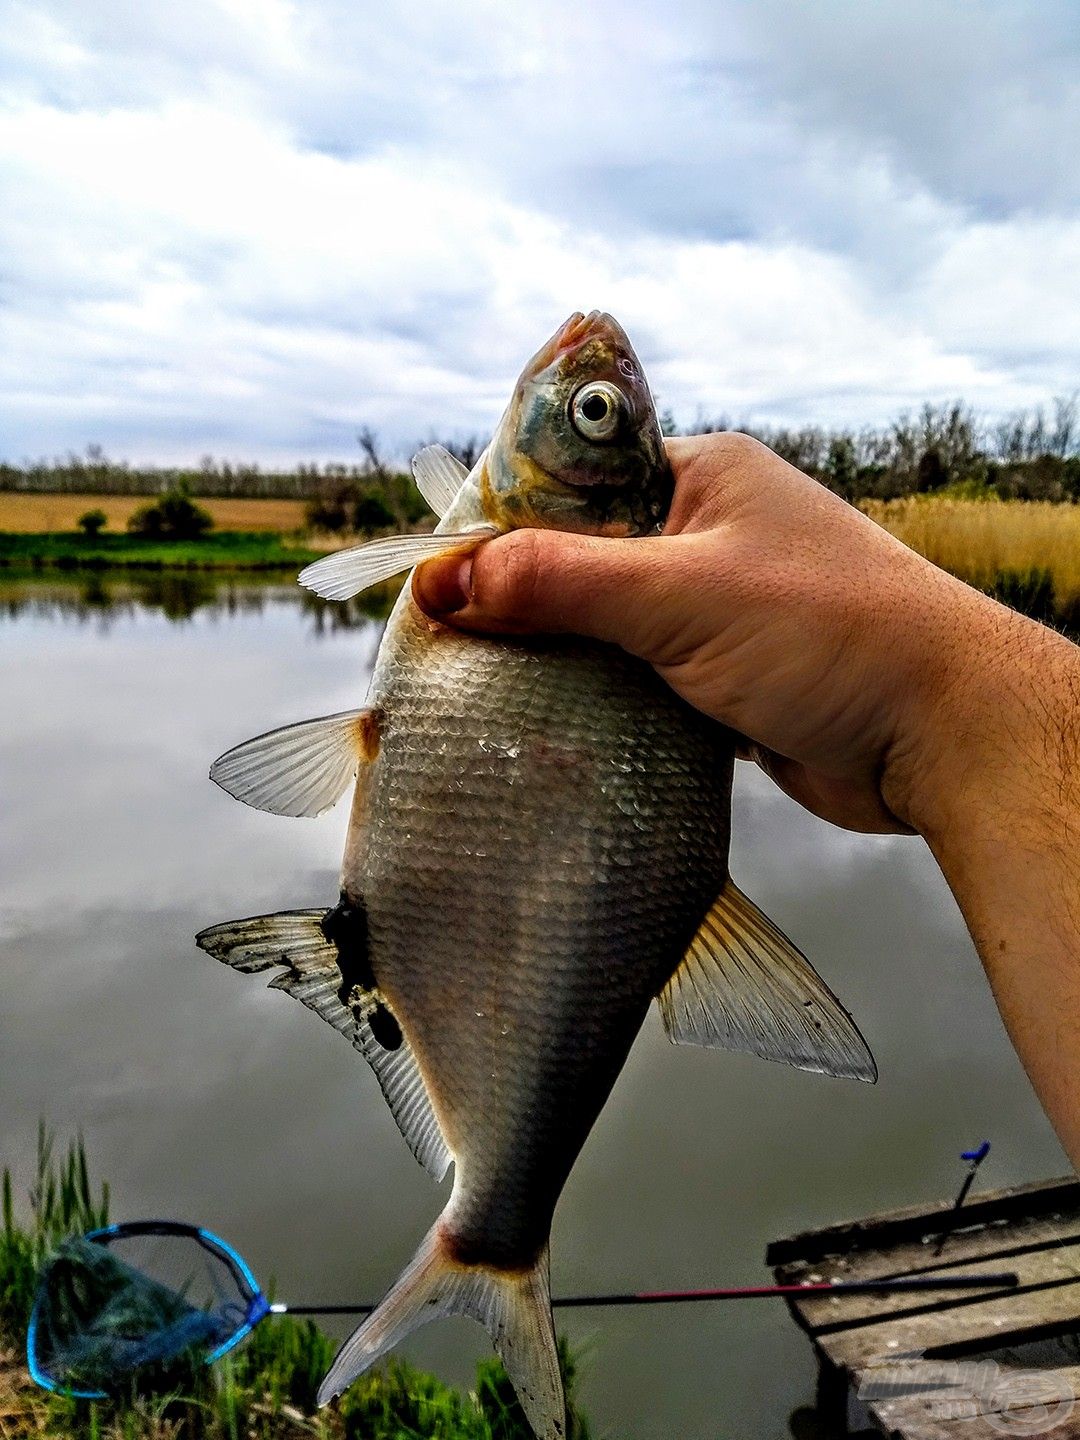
top-left (659, 881), bottom-right (876, 1081)
top-left (195, 908), bottom-right (452, 1179)
top-left (209, 709), bottom-right (379, 818)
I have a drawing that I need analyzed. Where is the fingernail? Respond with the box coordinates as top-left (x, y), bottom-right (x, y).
top-left (414, 554), bottom-right (474, 616)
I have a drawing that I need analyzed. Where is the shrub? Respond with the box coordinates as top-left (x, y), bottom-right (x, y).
top-left (128, 483), bottom-right (213, 541)
top-left (1, 1131), bottom-right (600, 1439)
top-left (77, 508), bottom-right (108, 537)
top-left (304, 481), bottom-right (406, 534)
top-left (352, 492), bottom-right (395, 531)
top-left (1, 1124), bottom-right (109, 1340)
top-left (305, 478), bottom-right (360, 533)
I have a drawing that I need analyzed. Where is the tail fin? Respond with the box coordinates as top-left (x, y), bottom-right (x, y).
top-left (317, 1219), bottom-right (564, 1440)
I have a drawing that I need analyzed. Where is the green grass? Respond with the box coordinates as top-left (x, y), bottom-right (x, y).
top-left (1, 1124), bottom-right (110, 1341)
top-left (0, 1132), bottom-right (600, 1439)
top-left (0, 531), bottom-right (323, 572)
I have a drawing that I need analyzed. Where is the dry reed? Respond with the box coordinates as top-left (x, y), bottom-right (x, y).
top-left (861, 497), bottom-right (1080, 608)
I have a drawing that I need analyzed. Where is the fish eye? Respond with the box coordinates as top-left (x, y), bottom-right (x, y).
top-left (569, 381), bottom-right (624, 443)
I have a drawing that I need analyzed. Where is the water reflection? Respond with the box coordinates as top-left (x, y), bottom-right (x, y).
top-left (0, 569), bottom-right (397, 630)
top-left (0, 572), bottom-right (1068, 1440)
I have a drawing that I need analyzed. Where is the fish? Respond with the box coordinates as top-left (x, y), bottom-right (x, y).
top-left (196, 311), bottom-right (875, 1440)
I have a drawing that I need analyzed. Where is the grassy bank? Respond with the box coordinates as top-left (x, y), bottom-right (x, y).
top-left (0, 531), bottom-right (323, 572)
top-left (6, 493), bottom-right (1080, 631)
top-left (1, 1131), bottom-right (596, 1439)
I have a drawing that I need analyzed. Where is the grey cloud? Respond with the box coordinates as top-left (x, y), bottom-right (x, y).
top-left (737, 0), bottom-right (1080, 217)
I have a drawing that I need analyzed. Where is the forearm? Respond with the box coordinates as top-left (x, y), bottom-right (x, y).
top-left (900, 598), bottom-right (1080, 1165)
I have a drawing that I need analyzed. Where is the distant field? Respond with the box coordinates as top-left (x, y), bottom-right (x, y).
top-left (0, 491), bottom-right (307, 533)
top-left (862, 496), bottom-right (1080, 608)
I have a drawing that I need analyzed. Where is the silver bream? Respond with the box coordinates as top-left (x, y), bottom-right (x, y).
top-left (197, 311), bottom-right (875, 1440)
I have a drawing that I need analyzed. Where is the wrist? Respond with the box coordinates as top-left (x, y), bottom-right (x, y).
top-left (885, 581), bottom-right (1080, 851)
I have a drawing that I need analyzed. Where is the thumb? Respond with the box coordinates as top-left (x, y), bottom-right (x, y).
top-left (411, 527), bottom-right (694, 663)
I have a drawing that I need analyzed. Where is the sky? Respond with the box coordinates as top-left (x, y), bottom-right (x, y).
top-left (2, 0), bottom-right (1080, 464)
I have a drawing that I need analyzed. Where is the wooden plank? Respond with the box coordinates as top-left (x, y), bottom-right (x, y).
top-left (770, 1180), bottom-right (1080, 1435)
top-left (786, 1241), bottom-right (1080, 1339)
top-left (767, 1177), bottom-right (1079, 1268)
top-left (855, 1356), bottom-right (1080, 1438)
top-left (863, 1391), bottom-right (1080, 1440)
top-left (818, 1267), bottom-right (1080, 1375)
top-left (776, 1215), bottom-right (1080, 1298)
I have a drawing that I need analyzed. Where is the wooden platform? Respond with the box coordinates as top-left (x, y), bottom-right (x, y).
top-left (768, 1177), bottom-right (1080, 1438)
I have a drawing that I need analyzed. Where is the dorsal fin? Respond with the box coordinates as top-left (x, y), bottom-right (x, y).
top-left (659, 881), bottom-right (876, 1081)
top-left (411, 445), bottom-right (469, 519)
top-left (195, 909), bottom-right (452, 1179)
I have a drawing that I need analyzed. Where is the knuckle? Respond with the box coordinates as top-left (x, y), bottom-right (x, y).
top-left (716, 430), bottom-right (765, 463)
top-left (477, 529), bottom-right (547, 617)
top-left (668, 431), bottom-right (767, 522)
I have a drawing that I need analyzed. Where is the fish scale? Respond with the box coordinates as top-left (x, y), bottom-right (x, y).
top-left (349, 597), bottom-right (733, 1267)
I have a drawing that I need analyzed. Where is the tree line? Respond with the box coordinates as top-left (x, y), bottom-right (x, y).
top-left (663, 394), bottom-right (1080, 502)
top-left (3, 396), bottom-right (1079, 514)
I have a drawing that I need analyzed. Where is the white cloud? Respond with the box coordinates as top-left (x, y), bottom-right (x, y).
top-left (0, 0), bottom-right (1078, 462)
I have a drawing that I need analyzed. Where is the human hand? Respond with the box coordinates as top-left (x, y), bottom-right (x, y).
top-left (415, 430), bottom-right (1080, 1159)
top-left (413, 432), bottom-right (992, 837)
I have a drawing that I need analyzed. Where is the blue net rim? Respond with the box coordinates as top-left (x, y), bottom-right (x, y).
top-left (27, 1219), bottom-right (271, 1398)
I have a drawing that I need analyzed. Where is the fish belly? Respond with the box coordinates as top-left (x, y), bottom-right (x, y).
top-left (343, 597), bottom-right (732, 1267)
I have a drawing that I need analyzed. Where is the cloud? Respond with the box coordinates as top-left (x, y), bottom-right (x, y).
top-left (738, 0), bottom-right (1080, 218)
top-left (1, 0), bottom-right (1078, 462)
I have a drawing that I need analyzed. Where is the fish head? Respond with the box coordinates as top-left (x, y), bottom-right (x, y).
top-left (482, 311), bottom-right (672, 537)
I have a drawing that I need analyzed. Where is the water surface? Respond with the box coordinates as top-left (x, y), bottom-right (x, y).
top-left (0, 573), bottom-right (1066, 1438)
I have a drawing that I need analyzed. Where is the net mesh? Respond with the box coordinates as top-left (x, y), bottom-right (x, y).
top-left (30, 1224), bottom-right (263, 1396)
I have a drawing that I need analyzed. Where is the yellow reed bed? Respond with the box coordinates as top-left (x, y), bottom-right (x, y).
top-left (861, 497), bottom-right (1080, 608)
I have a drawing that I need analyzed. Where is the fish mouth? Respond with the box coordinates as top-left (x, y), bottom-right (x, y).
top-left (527, 310), bottom-right (622, 376)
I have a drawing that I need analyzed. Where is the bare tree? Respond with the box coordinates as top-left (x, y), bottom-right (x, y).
top-left (358, 426), bottom-right (408, 530)
top-left (1052, 393), bottom-right (1079, 458)
top-left (441, 436), bottom-right (484, 470)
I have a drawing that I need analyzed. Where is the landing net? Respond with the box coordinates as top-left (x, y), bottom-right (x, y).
top-left (28, 1221), bottom-right (269, 1397)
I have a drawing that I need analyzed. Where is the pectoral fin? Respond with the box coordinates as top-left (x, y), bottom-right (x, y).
top-left (659, 881), bottom-right (876, 1082)
top-left (195, 907), bottom-right (452, 1179)
top-left (411, 445), bottom-right (469, 519)
top-left (298, 526), bottom-right (497, 602)
top-left (209, 709), bottom-right (379, 817)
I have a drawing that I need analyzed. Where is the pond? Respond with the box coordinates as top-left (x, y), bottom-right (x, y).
top-left (0, 571), bottom-right (1066, 1439)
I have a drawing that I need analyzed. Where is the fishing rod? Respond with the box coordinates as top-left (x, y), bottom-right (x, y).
top-left (28, 1218), bottom-right (1019, 1399)
top-left (283, 1139), bottom-right (1010, 1314)
top-left (274, 1271), bottom-right (1019, 1317)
